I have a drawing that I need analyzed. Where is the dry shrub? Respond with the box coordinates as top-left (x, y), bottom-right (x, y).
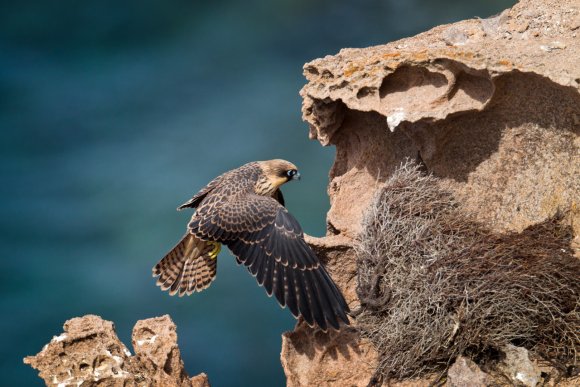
top-left (355, 161), bottom-right (580, 382)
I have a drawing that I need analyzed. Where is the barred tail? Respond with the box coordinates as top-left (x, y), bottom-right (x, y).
top-left (153, 234), bottom-right (218, 297)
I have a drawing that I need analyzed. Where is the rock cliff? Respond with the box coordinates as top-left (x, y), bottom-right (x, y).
top-left (282, 0), bottom-right (579, 385)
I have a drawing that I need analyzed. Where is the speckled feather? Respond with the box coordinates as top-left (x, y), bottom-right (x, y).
top-left (153, 234), bottom-right (217, 296)
top-left (153, 160), bottom-right (350, 330)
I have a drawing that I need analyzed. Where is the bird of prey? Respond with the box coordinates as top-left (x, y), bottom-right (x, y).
top-left (153, 159), bottom-right (350, 330)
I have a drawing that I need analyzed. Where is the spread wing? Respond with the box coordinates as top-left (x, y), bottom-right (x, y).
top-left (188, 195), bottom-right (349, 330)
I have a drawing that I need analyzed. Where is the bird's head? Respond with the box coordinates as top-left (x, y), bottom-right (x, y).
top-left (258, 159), bottom-right (300, 189)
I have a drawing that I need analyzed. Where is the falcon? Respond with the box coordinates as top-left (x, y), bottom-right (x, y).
top-left (153, 159), bottom-right (350, 330)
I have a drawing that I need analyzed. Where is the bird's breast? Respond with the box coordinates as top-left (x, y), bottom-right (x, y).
top-left (254, 176), bottom-right (281, 196)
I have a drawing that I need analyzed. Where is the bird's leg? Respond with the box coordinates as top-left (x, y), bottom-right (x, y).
top-left (208, 241), bottom-right (221, 259)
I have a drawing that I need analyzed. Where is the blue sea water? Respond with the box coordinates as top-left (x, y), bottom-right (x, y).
top-left (0, 0), bottom-right (514, 385)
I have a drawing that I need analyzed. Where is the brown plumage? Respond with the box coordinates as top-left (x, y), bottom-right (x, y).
top-left (152, 159), bottom-right (350, 330)
top-left (153, 234), bottom-right (217, 296)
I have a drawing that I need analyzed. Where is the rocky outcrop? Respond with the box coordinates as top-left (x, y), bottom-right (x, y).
top-left (283, 0), bottom-right (579, 385)
top-left (24, 315), bottom-right (210, 387)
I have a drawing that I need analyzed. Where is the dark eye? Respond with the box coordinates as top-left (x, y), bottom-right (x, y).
top-left (286, 169), bottom-right (296, 177)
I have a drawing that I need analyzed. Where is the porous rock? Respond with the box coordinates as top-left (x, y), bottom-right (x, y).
top-left (496, 345), bottom-right (541, 387)
top-left (284, 0), bottom-right (580, 385)
top-left (447, 356), bottom-right (492, 387)
top-left (24, 314), bottom-right (210, 387)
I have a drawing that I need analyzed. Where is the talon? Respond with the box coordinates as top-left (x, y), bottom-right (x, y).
top-left (208, 242), bottom-right (221, 259)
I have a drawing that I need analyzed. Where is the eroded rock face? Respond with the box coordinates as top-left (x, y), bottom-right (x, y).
top-left (24, 315), bottom-right (210, 387)
top-left (281, 325), bottom-right (377, 387)
top-left (284, 0), bottom-right (580, 385)
top-left (302, 0), bottom-right (579, 238)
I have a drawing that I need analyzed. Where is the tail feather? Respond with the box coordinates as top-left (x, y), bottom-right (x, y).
top-left (153, 234), bottom-right (217, 297)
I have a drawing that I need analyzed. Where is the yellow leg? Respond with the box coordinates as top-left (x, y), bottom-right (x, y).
top-left (208, 242), bottom-right (221, 259)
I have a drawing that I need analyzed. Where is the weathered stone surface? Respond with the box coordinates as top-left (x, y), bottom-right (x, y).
top-left (24, 315), bottom-right (210, 387)
top-left (496, 345), bottom-right (541, 387)
top-left (301, 0), bottom-right (579, 238)
top-left (281, 325), bottom-right (377, 387)
top-left (447, 356), bottom-right (492, 387)
top-left (284, 0), bottom-right (580, 385)
top-left (190, 373), bottom-right (211, 387)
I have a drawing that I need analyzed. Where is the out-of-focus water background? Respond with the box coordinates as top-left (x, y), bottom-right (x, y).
top-left (1, 0), bottom-right (514, 385)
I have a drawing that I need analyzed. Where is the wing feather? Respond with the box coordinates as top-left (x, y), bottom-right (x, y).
top-left (178, 173), bottom-right (226, 210)
top-left (273, 262), bottom-right (285, 306)
top-left (262, 255), bottom-right (275, 295)
top-left (284, 266), bottom-right (299, 317)
top-left (190, 194), bottom-right (349, 330)
top-left (294, 269), bottom-right (314, 326)
top-left (304, 270), bottom-right (327, 330)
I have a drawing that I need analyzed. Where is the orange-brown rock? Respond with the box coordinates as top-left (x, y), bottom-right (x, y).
top-left (24, 314), bottom-right (210, 387)
top-left (281, 325), bottom-right (377, 387)
top-left (284, 0), bottom-right (580, 385)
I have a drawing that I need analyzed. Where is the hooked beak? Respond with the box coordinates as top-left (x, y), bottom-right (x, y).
top-left (292, 171), bottom-right (301, 181)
